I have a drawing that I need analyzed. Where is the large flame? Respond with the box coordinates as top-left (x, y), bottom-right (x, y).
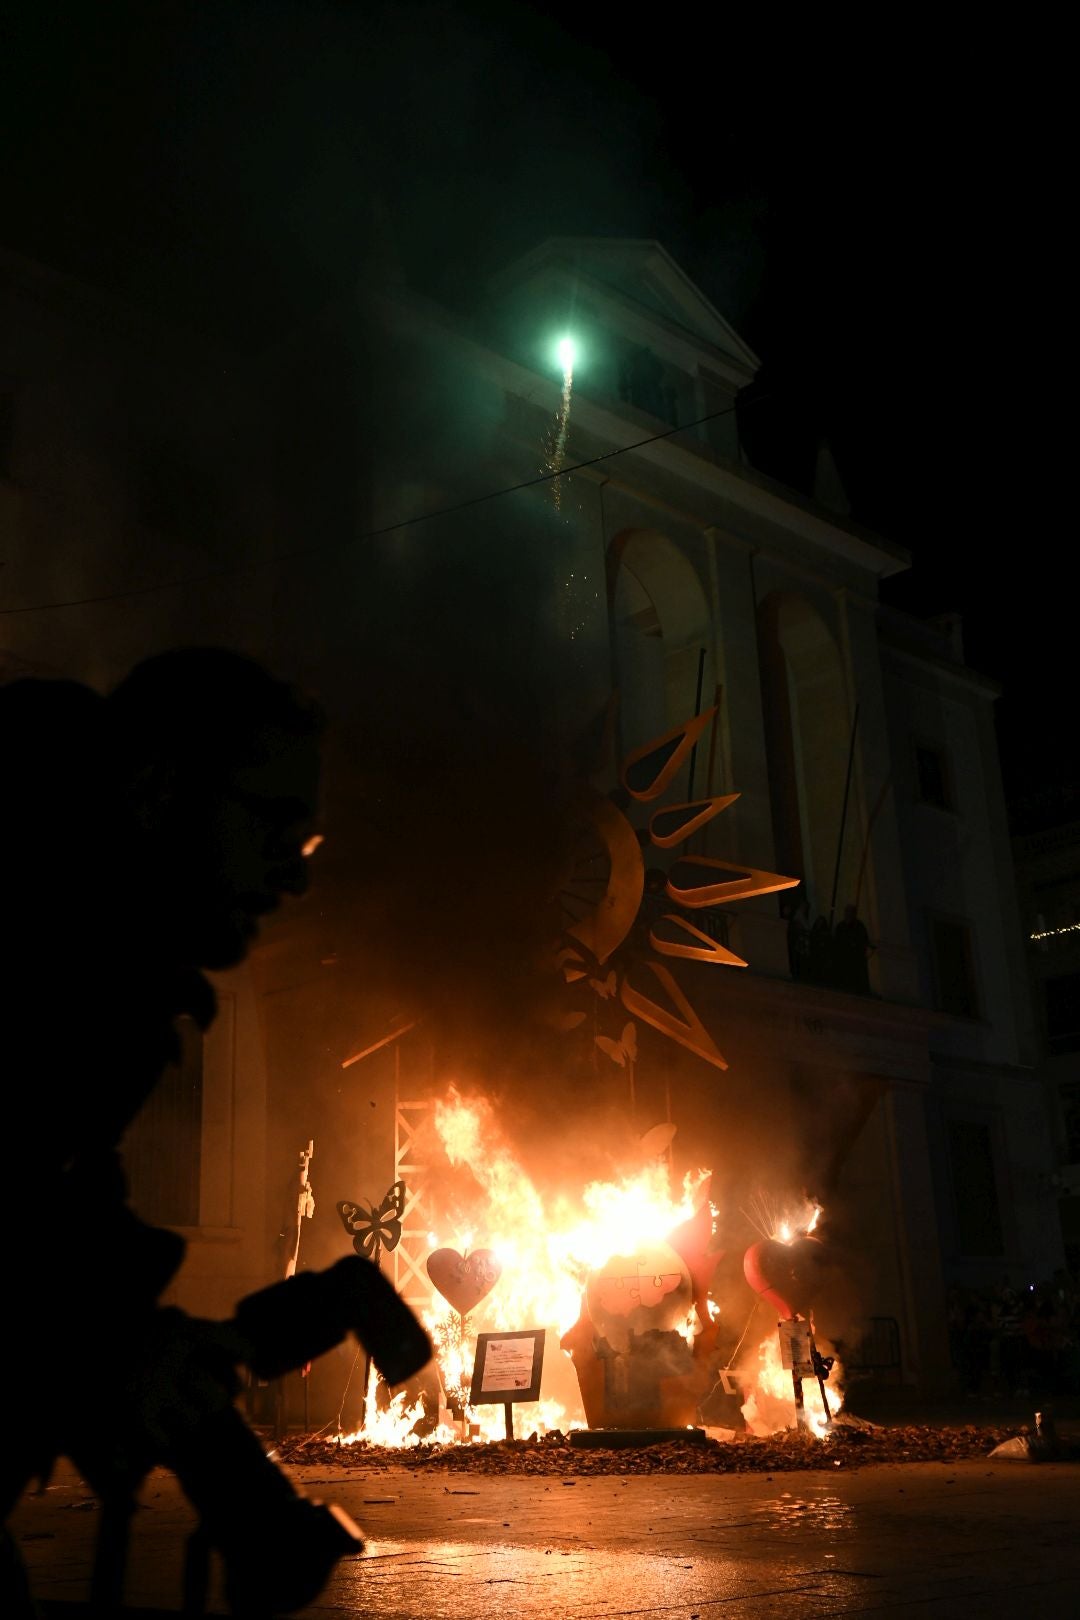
top-left (740, 1332), bottom-right (844, 1440)
top-left (740, 1193), bottom-right (840, 1439)
top-left (417, 1090), bottom-right (708, 1439)
top-left (340, 1090), bottom-right (841, 1447)
top-left (432, 1090), bottom-right (707, 1342)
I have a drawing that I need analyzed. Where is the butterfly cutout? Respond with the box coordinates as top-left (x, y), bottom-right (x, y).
top-left (589, 970), bottom-right (617, 999)
top-left (336, 1180), bottom-right (406, 1259)
top-left (594, 1020), bottom-right (638, 1067)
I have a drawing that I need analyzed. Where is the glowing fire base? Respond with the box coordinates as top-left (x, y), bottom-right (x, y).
top-left (569, 1425), bottom-right (710, 1449)
top-left (336, 1093), bottom-right (842, 1449)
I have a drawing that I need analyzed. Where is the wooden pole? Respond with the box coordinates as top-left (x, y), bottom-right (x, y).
top-left (853, 776), bottom-right (892, 912)
top-left (782, 1318), bottom-right (813, 1433)
top-left (361, 1353), bottom-right (373, 1429)
top-left (459, 1310), bottom-right (469, 1436)
top-left (828, 703), bottom-right (860, 930)
top-left (341, 1017), bottom-right (419, 1069)
top-left (792, 1368), bottom-right (809, 1432)
top-left (360, 1235), bottom-right (382, 1430)
top-left (700, 685), bottom-right (723, 853)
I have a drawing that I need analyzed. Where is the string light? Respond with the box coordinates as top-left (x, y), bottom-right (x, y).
top-left (1030, 921), bottom-right (1080, 942)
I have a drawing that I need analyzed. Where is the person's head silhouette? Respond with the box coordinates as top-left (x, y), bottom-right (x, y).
top-left (104, 648), bottom-right (324, 969)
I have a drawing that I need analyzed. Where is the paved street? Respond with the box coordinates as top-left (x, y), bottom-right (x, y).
top-left (11, 1454), bottom-right (1080, 1617)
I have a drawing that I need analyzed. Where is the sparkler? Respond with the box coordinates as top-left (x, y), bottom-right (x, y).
top-left (544, 335), bottom-right (576, 509)
top-left (538, 333), bottom-right (597, 643)
top-left (740, 1189), bottom-right (821, 1244)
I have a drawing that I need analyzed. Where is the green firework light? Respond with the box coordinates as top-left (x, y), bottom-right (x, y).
top-left (554, 334), bottom-right (578, 377)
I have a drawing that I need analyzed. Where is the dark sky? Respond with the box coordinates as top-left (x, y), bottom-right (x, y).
top-left (2, 3), bottom-right (1061, 812)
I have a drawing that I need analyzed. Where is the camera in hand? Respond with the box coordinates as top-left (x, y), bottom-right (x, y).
top-left (161, 1257), bottom-right (433, 1614)
top-left (232, 1255), bottom-right (432, 1386)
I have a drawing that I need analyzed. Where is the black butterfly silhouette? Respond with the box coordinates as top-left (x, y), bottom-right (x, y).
top-left (336, 1180), bottom-right (406, 1260)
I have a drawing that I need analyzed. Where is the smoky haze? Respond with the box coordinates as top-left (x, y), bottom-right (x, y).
top-left (3, 4), bottom-right (902, 1392)
top-left (3, 4), bottom-right (736, 345)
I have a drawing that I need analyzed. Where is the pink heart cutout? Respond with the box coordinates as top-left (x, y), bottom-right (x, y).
top-left (426, 1247), bottom-right (502, 1315)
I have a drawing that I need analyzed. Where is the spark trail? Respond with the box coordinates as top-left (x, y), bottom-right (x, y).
top-left (545, 338), bottom-right (575, 510)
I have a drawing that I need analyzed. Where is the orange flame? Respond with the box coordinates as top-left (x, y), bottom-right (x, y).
top-left (343, 1091), bottom-right (841, 1446)
top-left (740, 1330), bottom-right (843, 1439)
top-left (420, 1090), bottom-right (710, 1438)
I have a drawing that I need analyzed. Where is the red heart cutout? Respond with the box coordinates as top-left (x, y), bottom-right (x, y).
top-left (426, 1247), bottom-right (502, 1315)
top-left (743, 1236), bottom-right (824, 1319)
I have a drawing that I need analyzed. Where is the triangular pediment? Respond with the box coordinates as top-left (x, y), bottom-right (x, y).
top-left (493, 237), bottom-right (759, 383)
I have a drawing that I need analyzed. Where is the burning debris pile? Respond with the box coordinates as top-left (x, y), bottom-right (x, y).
top-left (276, 1421), bottom-right (1019, 1475)
top-left (330, 1089), bottom-right (846, 1451)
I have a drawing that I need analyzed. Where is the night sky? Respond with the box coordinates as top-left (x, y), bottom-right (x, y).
top-left (2, 4), bottom-right (1060, 814)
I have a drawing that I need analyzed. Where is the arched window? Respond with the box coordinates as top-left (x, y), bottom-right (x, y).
top-left (757, 593), bottom-right (861, 925)
top-left (608, 530), bottom-right (714, 797)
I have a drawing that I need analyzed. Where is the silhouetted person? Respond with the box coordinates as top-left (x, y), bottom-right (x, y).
top-left (0, 649), bottom-right (367, 1613)
top-left (833, 903), bottom-right (873, 994)
top-left (806, 914), bottom-right (833, 985)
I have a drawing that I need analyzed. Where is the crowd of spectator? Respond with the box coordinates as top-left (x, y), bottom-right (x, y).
top-left (947, 1272), bottom-right (1080, 1397)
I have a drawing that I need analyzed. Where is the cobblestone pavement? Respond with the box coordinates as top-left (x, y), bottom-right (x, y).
top-left (11, 1456), bottom-right (1080, 1617)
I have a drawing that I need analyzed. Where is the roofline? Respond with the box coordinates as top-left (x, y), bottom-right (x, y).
top-left (491, 235), bottom-right (762, 376)
top-left (374, 283), bottom-right (912, 582)
top-left (878, 629), bottom-right (1001, 699)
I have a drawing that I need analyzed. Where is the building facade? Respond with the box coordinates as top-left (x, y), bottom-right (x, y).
top-left (1013, 808), bottom-right (1080, 1273)
top-left (1, 238), bottom-right (1063, 1403)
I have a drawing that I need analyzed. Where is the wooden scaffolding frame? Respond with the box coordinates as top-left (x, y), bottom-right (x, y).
top-left (393, 1053), bottom-right (437, 1314)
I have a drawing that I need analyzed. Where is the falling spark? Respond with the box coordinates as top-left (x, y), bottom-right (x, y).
top-left (742, 1190), bottom-right (821, 1245)
top-left (544, 340), bottom-right (575, 510)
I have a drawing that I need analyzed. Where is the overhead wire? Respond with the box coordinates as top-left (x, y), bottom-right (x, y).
top-left (0, 394), bottom-right (766, 618)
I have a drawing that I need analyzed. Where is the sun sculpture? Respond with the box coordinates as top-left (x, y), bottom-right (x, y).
top-left (335, 700), bottom-right (804, 1436)
top-left (555, 704), bottom-right (798, 1071)
top-left (553, 706), bottom-right (800, 1429)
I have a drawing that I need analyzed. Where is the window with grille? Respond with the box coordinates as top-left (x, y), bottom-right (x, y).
top-left (914, 742), bottom-right (952, 811)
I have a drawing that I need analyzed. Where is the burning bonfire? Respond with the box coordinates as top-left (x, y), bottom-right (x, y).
top-left (339, 1090), bottom-right (842, 1448)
